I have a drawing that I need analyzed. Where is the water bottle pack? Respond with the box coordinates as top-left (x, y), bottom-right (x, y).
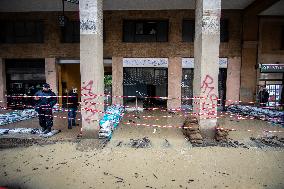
top-left (99, 105), bottom-right (124, 139)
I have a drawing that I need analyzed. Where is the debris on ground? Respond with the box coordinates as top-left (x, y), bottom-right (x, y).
top-left (182, 117), bottom-right (203, 144)
top-left (227, 105), bottom-right (284, 125)
top-left (163, 139), bottom-right (170, 147)
top-left (116, 141), bottom-right (123, 147)
top-left (250, 136), bottom-right (284, 148)
top-left (0, 109), bottom-right (38, 126)
top-left (129, 137), bottom-right (151, 148)
top-left (0, 128), bottom-right (61, 138)
top-left (192, 139), bottom-right (249, 149)
top-left (0, 138), bottom-right (56, 149)
top-left (215, 128), bottom-right (230, 142)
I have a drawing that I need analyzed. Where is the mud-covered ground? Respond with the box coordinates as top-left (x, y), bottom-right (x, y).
top-left (0, 110), bottom-right (284, 189)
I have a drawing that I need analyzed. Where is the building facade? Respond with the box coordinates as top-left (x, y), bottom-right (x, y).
top-left (0, 0), bottom-right (283, 135)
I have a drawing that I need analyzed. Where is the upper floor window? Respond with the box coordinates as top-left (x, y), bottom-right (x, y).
top-left (281, 26), bottom-right (284, 50)
top-left (182, 20), bottom-right (195, 42)
top-left (0, 21), bottom-right (44, 43)
top-left (220, 19), bottom-right (229, 42)
top-left (123, 20), bottom-right (168, 42)
top-left (182, 19), bottom-right (229, 42)
top-left (61, 20), bottom-right (80, 43)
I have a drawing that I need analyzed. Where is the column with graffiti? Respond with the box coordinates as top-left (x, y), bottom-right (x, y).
top-left (80, 0), bottom-right (104, 137)
top-left (193, 0), bottom-right (221, 138)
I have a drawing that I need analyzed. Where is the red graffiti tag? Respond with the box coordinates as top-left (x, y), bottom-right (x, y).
top-left (81, 80), bottom-right (97, 106)
top-left (81, 80), bottom-right (98, 123)
top-left (200, 75), bottom-right (218, 115)
top-left (201, 75), bottom-right (214, 95)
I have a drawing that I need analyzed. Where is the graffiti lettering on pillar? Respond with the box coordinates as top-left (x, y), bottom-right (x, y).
top-left (202, 16), bottom-right (219, 35)
top-left (200, 75), bottom-right (218, 115)
top-left (80, 19), bottom-right (97, 33)
top-left (79, 0), bottom-right (103, 36)
top-left (81, 80), bottom-right (97, 123)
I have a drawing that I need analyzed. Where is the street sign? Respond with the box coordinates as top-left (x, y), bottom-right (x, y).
top-left (259, 64), bottom-right (284, 73)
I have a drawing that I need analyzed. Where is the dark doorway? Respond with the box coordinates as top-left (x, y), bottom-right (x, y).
top-left (181, 68), bottom-right (227, 109)
top-left (123, 67), bottom-right (168, 108)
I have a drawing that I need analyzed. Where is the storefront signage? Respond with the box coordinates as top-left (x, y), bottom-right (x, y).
top-left (182, 58), bottom-right (228, 68)
top-left (260, 64), bottom-right (284, 73)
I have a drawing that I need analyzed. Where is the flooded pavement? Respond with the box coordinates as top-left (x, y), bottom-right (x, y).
top-left (0, 110), bottom-right (284, 189)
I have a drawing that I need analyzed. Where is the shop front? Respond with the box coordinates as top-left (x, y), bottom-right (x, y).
top-left (181, 58), bottom-right (228, 109)
top-left (258, 64), bottom-right (284, 107)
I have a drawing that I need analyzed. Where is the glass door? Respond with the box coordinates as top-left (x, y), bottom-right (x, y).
top-left (266, 84), bottom-right (282, 107)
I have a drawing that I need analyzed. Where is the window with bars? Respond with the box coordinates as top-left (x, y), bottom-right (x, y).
top-left (61, 21), bottom-right (80, 43)
top-left (123, 20), bottom-right (169, 42)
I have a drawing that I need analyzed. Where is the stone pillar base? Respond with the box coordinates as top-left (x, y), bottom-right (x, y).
top-left (199, 119), bottom-right (217, 139)
top-left (81, 129), bottom-right (99, 139)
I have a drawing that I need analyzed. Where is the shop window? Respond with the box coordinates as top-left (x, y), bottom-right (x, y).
top-left (0, 21), bottom-right (44, 43)
top-left (61, 21), bottom-right (80, 43)
top-left (182, 19), bottom-right (229, 42)
top-left (123, 20), bottom-right (169, 42)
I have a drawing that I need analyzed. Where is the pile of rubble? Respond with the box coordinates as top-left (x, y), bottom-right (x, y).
top-left (0, 109), bottom-right (38, 126)
top-left (129, 137), bottom-right (151, 148)
top-left (99, 105), bottom-right (124, 139)
top-left (227, 105), bottom-right (284, 125)
top-left (0, 128), bottom-right (61, 138)
top-left (215, 128), bottom-right (230, 142)
top-left (250, 136), bottom-right (284, 148)
top-left (182, 117), bottom-right (203, 144)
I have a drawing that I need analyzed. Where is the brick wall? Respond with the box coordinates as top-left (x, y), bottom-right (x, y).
top-left (259, 17), bottom-right (284, 64)
top-left (0, 10), bottom-right (242, 59)
top-left (0, 12), bottom-right (79, 59)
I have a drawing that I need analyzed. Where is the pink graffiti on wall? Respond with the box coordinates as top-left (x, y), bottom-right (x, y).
top-left (200, 75), bottom-right (218, 115)
top-left (81, 80), bottom-right (98, 123)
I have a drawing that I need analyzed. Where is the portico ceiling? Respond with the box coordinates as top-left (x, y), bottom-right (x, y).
top-left (0, 0), bottom-right (257, 12)
top-left (259, 0), bottom-right (284, 16)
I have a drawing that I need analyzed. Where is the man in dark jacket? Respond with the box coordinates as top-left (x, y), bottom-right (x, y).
top-left (258, 87), bottom-right (270, 107)
top-left (34, 83), bottom-right (57, 134)
top-left (67, 87), bottom-right (79, 129)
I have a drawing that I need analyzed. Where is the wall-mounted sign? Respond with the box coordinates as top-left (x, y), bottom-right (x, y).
top-left (182, 58), bottom-right (228, 68)
top-left (259, 64), bottom-right (284, 73)
top-left (123, 58), bottom-right (168, 68)
top-left (65, 0), bottom-right (79, 4)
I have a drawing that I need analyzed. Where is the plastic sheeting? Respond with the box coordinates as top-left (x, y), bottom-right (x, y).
top-left (99, 105), bottom-right (124, 139)
top-left (0, 128), bottom-right (61, 138)
top-left (0, 109), bottom-right (38, 126)
top-left (227, 105), bottom-right (284, 125)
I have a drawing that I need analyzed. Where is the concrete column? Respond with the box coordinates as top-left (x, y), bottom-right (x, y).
top-left (193, 0), bottom-right (221, 138)
top-left (0, 58), bottom-right (6, 107)
top-left (168, 57), bottom-right (182, 110)
top-left (45, 58), bottom-right (58, 94)
top-left (80, 0), bottom-right (104, 137)
top-left (240, 41), bottom-right (258, 102)
top-left (112, 57), bottom-right (123, 105)
top-left (226, 57), bottom-right (241, 104)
